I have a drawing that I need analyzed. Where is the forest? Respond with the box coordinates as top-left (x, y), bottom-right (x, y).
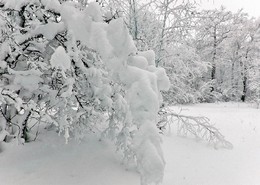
top-left (0, 0), bottom-right (259, 185)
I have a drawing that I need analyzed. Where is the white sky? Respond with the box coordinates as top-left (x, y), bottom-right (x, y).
top-left (199, 0), bottom-right (260, 18)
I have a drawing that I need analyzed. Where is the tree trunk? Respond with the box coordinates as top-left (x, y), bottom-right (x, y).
top-left (156, 0), bottom-right (169, 67)
top-left (241, 75), bottom-right (247, 102)
top-left (21, 111), bottom-right (31, 142)
top-left (210, 26), bottom-right (217, 92)
top-left (241, 50), bottom-right (249, 102)
top-left (231, 59), bottom-right (235, 89)
top-left (129, 0), bottom-right (138, 40)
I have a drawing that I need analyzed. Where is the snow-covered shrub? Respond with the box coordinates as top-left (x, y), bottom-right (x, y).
top-left (0, 1), bottom-right (170, 184)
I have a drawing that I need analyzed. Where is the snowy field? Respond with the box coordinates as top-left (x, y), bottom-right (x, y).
top-left (0, 102), bottom-right (260, 185)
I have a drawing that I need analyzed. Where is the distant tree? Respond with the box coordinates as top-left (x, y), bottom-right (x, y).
top-left (195, 7), bottom-right (233, 94)
top-left (162, 43), bottom-right (210, 104)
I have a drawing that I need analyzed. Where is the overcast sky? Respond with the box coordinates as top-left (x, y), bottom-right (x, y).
top-left (199, 0), bottom-right (260, 18)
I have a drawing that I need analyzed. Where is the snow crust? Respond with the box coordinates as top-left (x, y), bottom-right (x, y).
top-left (33, 22), bottom-right (65, 40)
top-left (85, 2), bottom-right (103, 22)
top-left (138, 50), bottom-right (156, 66)
top-left (41, 0), bottom-right (61, 12)
top-left (127, 56), bottom-right (148, 69)
top-left (50, 46), bottom-right (71, 71)
top-left (7, 68), bottom-right (43, 92)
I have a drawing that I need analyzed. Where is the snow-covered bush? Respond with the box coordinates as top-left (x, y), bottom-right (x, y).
top-left (0, 1), bottom-right (170, 184)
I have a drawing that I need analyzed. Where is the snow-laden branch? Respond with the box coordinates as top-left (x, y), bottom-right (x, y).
top-left (158, 107), bottom-right (233, 149)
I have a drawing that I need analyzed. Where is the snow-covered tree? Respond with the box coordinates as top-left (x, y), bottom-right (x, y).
top-left (195, 7), bottom-right (234, 95)
top-left (162, 43), bottom-right (210, 104)
top-left (0, 1), bottom-right (170, 184)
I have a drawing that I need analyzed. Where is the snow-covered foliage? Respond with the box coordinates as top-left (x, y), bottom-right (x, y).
top-left (162, 44), bottom-right (210, 104)
top-left (0, 1), bottom-right (170, 184)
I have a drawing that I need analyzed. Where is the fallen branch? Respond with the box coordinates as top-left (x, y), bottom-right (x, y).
top-left (158, 107), bottom-right (233, 149)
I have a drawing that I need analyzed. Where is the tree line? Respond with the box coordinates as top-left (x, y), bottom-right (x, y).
top-left (104, 0), bottom-right (260, 104)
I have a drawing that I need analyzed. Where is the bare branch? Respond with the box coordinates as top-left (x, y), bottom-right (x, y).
top-left (159, 107), bottom-right (233, 149)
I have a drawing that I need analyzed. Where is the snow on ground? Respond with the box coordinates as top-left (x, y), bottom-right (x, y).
top-left (0, 132), bottom-right (139, 185)
top-left (0, 102), bottom-right (260, 185)
top-left (163, 102), bottom-right (260, 185)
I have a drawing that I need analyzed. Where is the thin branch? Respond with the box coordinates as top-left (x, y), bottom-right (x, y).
top-left (159, 107), bottom-right (233, 149)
